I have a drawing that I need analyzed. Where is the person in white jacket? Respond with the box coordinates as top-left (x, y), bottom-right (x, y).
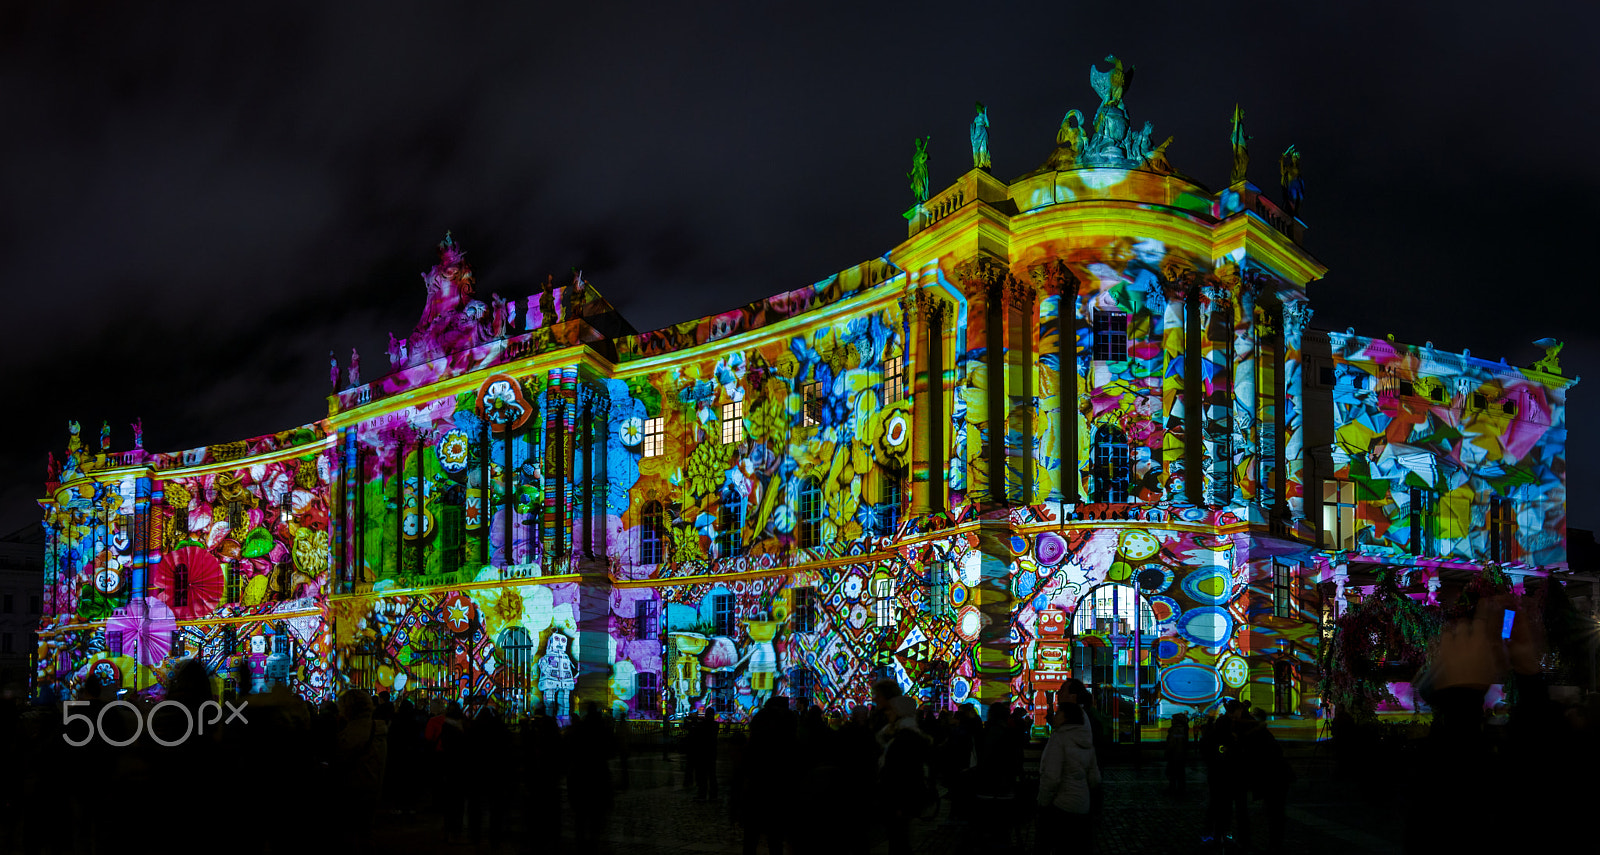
top-left (1035, 700), bottom-right (1101, 854)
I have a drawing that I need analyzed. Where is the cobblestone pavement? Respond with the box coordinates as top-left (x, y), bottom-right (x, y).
top-left (371, 742), bottom-right (1408, 855)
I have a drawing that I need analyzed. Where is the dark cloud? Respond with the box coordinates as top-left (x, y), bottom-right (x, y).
top-left (3, 1), bottom-right (1598, 535)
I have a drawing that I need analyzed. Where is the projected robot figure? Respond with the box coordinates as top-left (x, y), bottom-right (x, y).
top-left (538, 630), bottom-right (576, 721)
top-left (669, 632), bottom-right (710, 718)
top-left (1030, 607), bottom-right (1073, 728)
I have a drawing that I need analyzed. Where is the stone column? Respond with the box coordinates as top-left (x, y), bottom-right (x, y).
top-left (1199, 281), bottom-right (1234, 507)
top-left (1232, 274), bottom-right (1260, 508)
top-left (1005, 278), bottom-right (1037, 505)
top-left (973, 521), bottom-right (1017, 707)
top-left (905, 292), bottom-right (930, 516)
top-left (956, 255), bottom-right (1009, 510)
top-left (1161, 269), bottom-right (1192, 504)
top-left (1281, 300), bottom-right (1313, 526)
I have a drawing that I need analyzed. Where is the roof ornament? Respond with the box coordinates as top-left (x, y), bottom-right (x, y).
top-left (1230, 104), bottom-right (1251, 184)
top-left (904, 135), bottom-right (931, 220)
top-left (1279, 144), bottom-right (1304, 216)
top-left (1532, 338), bottom-right (1564, 375)
top-left (970, 102), bottom-right (990, 171)
top-left (1033, 55), bottom-right (1169, 174)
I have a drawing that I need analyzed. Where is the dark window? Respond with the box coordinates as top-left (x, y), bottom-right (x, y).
top-left (173, 562), bottom-right (189, 608)
top-left (924, 562), bottom-right (952, 619)
top-left (712, 593), bottom-right (735, 637)
top-left (640, 501), bottom-right (665, 565)
top-left (1321, 481), bottom-right (1357, 551)
top-left (494, 627), bottom-right (538, 716)
top-left (1410, 488), bottom-right (1438, 556)
top-left (1092, 426), bottom-right (1131, 503)
top-left (717, 491), bottom-right (745, 559)
top-left (1093, 312), bottom-right (1128, 362)
top-left (222, 627), bottom-right (237, 656)
top-left (793, 587), bottom-right (817, 633)
top-left (883, 355), bottom-right (906, 403)
top-left (1473, 392), bottom-right (1489, 410)
top-left (1318, 365), bottom-right (1336, 387)
top-left (789, 667), bottom-right (816, 711)
top-left (1489, 495), bottom-right (1517, 564)
top-left (802, 380), bottom-right (823, 427)
top-left (224, 563), bottom-right (241, 605)
top-left (1, 634), bottom-right (11, 654)
top-left (171, 630), bottom-right (185, 655)
top-left (879, 474), bottom-right (902, 536)
top-left (926, 661), bottom-right (951, 711)
top-left (635, 672), bottom-right (659, 716)
top-left (707, 671), bottom-right (734, 714)
top-left (442, 505), bottom-right (464, 576)
top-left (1273, 660), bottom-right (1293, 715)
top-left (798, 479), bottom-right (823, 548)
top-left (1, 594), bottom-right (10, 613)
top-left (29, 595), bottom-right (40, 614)
top-left (634, 599), bottom-right (658, 641)
top-left (1273, 561), bottom-right (1294, 619)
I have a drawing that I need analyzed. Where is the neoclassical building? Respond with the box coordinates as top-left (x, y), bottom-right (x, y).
top-left (36, 62), bottom-right (1573, 736)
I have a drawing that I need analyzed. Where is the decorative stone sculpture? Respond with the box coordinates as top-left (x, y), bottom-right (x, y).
top-left (99, 421), bottom-right (110, 452)
top-left (1533, 338), bottom-right (1564, 375)
top-left (1230, 104), bottom-right (1250, 184)
top-left (329, 350), bottom-right (338, 391)
top-left (348, 348), bottom-right (361, 387)
top-left (1279, 144), bottom-right (1304, 216)
top-left (538, 631), bottom-right (576, 719)
top-left (132, 418), bottom-right (143, 450)
top-left (909, 136), bottom-right (931, 205)
top-left (970, 102), bottom-right (990, 170)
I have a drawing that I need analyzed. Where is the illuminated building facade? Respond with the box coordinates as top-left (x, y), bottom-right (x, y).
top-left (35, 64), bottom-right (1573, 732)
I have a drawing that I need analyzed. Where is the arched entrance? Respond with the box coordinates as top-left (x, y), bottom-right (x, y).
top-left (1069, 583), bottom-right (1157, 734)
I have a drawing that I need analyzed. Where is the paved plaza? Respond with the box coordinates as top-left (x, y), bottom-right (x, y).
top-left (369, 739), bottom-right (1406, 855)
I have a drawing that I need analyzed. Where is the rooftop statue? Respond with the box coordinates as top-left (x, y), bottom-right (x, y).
top-left (1081, 55), bottom-right (1161, 169)
top-left (970, 102), bottom-right (991, 171)
top-left (905, 135), bottom-right (931, 220)
top-left (1279, 144), bottom-right (1304, 216)
top-left (1230, 104), bottom-right (1250, 184)
top-left (1533, 338), bottom-right (1564, 375)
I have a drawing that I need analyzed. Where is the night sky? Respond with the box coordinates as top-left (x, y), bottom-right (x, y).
top-left (4, 3), bottom-right (1597, 537)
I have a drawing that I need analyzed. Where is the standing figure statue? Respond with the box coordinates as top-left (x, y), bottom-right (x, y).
top-left (131, 418), bottom-right (143, 450)
top-left (99, 421), bottom-right (110, 453)
top-left (538, 631), bottom-right (577, 720)
top-left (1230, 103), bottom-right (1250, 184)
top-left (970, 102), bottom-right (990, 170)
top-left (348, 347), bottom-right (361, 387)
top-left (1279, 144), bottom-right (1304, 217)
top-left (329, 350), bottom-right (339, 391)
top-left (67, 420), bottom-right (81, 451)
top-left (909, 136), bottom-right (931, 205)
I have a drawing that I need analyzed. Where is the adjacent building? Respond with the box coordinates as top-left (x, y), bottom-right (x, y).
top-left (34, 64), bottom-right (1574, 736)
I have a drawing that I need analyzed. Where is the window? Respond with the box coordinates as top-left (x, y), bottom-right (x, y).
top-left (1321, 481), bottom-right (1357, 551)
top-left (712, 593), bottom-right (735, 637)
top-left (1317, 365), bottom-right (1337, 388)
top-left (640, 501), bottom-right (665, 565)
top-left (634, 599), bottom-right (659, 641)
top-left (1273, 561), bottom-right (1294, 619)
top-left (222, 626), bottom-right (237, 656)
top-left (926, 661), bottom-right (951, 711)
top-left (2, 594), bottom-right (10, 613)
top-left (635, 672), bottom-right (660, 716)
top-left (1472, 392), bottom-right (1489, 411)
top-left (877, 473), bottom-right (902, 536)
top-left (872, 576), bottom-right (898, 629)
top-left (1092, 426), bottom-right (1131, 503)
top-left (441, 505), bottom-right (464, 576)
top-left (883, 354), bottom-right (906, 403)
top-left (225, 563), bottom-right (241, 605)
top-left (1, 634), bottom-right (11, 654)
top-left (1273, 660), bottom-right (1293, 715)
top-left (924, 562), bottom-right (952, 619)
top-left (801, 380), bottom-right (823, 427)
top-left (717, 490), bottom-right (745, 559)
top-left (789, 666), bottom-right (816, 711)
top-left (721, 401), bottom-right (744, 444)
top-left (1093, 311), bottom-right (1127, 362)
top-left (493, 627), bottom-right (538, 714)
top-left (172, 561), bottom-right (189, 608)
top-left (1410, 488), bottom-right (1438, 556)
top-left (171, 630), bottom-right (185, 656)
top-left (642, 417), bottom-right (664, 458)
top-left (1489, 494), bottom-right (1517, 564)
top-left (798, 479), bottom-right (823, 549)
top-left (792, 587), bottom-right (817, 633)
top-left (107, 630), bottom-right (124, 658)
top-left (707, 671), bottom-right (735, 714)
top-left (29, 595), bottom-right (40, 614)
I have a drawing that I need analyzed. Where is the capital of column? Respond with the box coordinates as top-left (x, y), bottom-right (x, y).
top-left (1003, 277), bottom-right (1037, 311)
top-left (1200, 281), bottom-right (1232, 305)
top-left (955, 254), bottom-right (1009, 297)
top-left (1282, 299), bottom-right (1313, 340)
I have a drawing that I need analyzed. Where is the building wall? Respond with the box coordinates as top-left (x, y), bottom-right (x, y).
top-left (32, 166), bottom-right (1572, 729)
